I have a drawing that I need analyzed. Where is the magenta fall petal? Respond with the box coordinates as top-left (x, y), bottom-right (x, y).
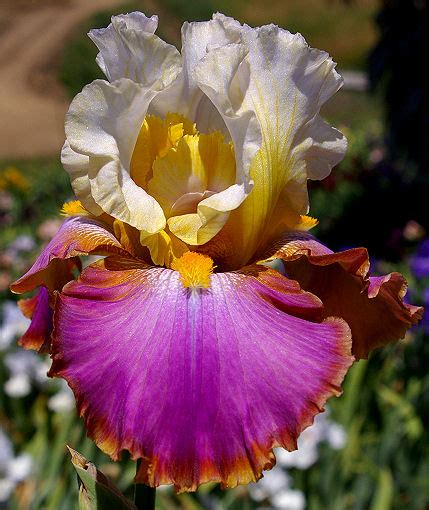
top-left (11, 216), bottom-right (130, 294)
top-left (49, 257), bottom-right (353, 491)
top-left (18, 286), bottom-right (53, 352)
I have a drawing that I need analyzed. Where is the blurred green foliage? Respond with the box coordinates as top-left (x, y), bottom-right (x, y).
top-left (154, 0), bottom-right (377, 69)
top-left (0, 159), bottom-right (70, 250)
top-left (59, 0), bottom-right (379, 100)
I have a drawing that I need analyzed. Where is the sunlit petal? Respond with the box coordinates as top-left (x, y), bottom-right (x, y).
top-left (196, 20), bottom-right (346, 267)
top-left (50, 256), bottom-right (352, 491)
top-left (262, 233), bottom-right (424, 359)
top-left (11, 217), bottom-right (129, 294)
top-left (89, 12), bottom-right (180, 87)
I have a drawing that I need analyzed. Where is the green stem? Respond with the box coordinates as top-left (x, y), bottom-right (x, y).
top-left (134, 459), bottom-right (156, 510)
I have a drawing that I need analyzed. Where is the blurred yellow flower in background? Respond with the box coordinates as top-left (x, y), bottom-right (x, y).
top-left (0, 166), bottom-right (30, 192)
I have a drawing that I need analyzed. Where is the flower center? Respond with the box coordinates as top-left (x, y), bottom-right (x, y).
top-left (130, 114), bottom-right (236, 246)
top-left (169, 190), bottom-right (216, 217)
top-left (171, 251), bottom-right (215, 289)
top-left (128, 113), bottom-right (238, 267)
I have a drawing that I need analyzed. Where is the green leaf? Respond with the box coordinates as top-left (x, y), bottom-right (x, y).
top-left (68, 446), bottom-right (137, 510)
top-left (370, 468), bottom-right (394, 510)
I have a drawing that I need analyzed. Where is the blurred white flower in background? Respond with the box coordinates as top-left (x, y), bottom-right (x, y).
top-left (36, 218), bottom-right (62, 241)
top-left (0, 428), bottom-right (32, 503)
top-left (276, 410), bottom-right (346, 470)
top-left (47, 380), bottom-right (75, 413)
top-left (3, 351), bottom-right (49, 398)
top-left (271, 489), bottom-right (306, 510)
top-left (249, 468), bottom-right (305, 510)
top-left (5, 235), bottom-right (35, 256)
top-left (0, 301), bottom-right (30, 351)
top-left (1, 301), bottom-right (76, 412)
top-left (0, 236), bottom-right (36, 275)
top-left (249, 410), bottom-right (346, 509)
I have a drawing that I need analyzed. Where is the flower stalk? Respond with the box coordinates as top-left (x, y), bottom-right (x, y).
top-left (134, 460), bottom-right (156, 510)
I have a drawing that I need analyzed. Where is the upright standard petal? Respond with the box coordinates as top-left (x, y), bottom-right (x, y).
top-left (196, 21), bottom-right (346, 267)
top-left (263, 233), bottom-right (424, 359)
top-left (61, 142), bottom-right (104, 217)
top-left (195, 41), bottom-right (261, 192)
top-left (89, 12), bottom-right (180, 88)
top-left (50, 256), bottom-right (352, 492)
top-left (149, 16), bottom-right (242, 129)
top-left (64, 20), bottom-right (181, 235)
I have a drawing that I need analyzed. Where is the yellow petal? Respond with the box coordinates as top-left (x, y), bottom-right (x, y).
top-left (112, 219), bottom-right (143, 257)
top-left (167, 210), bottom-right (228, 246)
top-left (195, 27), bottom-right (346, 268)
top-left (140, 229), bottom-right (188, 268)
top-left (130, 113), bottom-right (197, 189)
top-left (148, 133), bottom-right (233, 213)
top-left (147, 132), bottom-right (238, 245)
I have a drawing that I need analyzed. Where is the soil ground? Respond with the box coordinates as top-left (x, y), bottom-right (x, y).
top-left (0, 0), bottom-right (126, 159)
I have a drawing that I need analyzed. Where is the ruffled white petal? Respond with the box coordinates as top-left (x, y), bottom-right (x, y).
top-left (195, 41), bottom-right (261, 187)
top-left (298, 116), bottom-right (347, 181)
top-left (89, 12), bottom-right (181, 88)
top-left (149, 17), bottom-right (241, 131)
top-left (61, 141), bottom-right (103, 216)
top-left (195, 19), bottom-right (346, 266)
top-left (64, 79), bottom-right (166, 234)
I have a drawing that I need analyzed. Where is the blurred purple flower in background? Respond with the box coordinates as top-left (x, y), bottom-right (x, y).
top-left (420, 287), bottom-right (429, 335)
top-left (410, 239), bottom-right (429, 279)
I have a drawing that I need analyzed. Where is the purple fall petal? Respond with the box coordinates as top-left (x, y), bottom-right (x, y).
top-left (49, 256), bottom-right (352, 492)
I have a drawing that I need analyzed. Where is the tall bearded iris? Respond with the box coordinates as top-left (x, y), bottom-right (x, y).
top-left (12, 12), bottom-right (422, 492)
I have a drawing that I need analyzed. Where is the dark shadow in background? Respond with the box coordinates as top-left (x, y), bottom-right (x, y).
top-left (316, 0), bottom-right (429, 260)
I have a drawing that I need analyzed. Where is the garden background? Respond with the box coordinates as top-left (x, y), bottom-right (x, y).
top-left (1, 0), bottom-right (428, 508)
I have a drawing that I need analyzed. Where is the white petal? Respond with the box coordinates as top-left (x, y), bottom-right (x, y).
top-left (0, 302), bottom-right (30, 351)
top-left (4, 351), bottom-right (40, 375)
top-left (271, 489), bottom-right (306, 510)
top-left (61, 141), bottom-right (103, 216)
top-left (196, 22), bottom-right (345, 266)
top-left (195, 41), bottom-right (261, 187)
top-left (7, 235), bottom-right (35, 253)
top-left (64, 79), bottom-right (166, 234)
top-left (0, 429), bottom-right (14, 466)
top-left (149, 17), bottom-right (241, 130)
top-left (200, 183), bottom-right (247, 212)
top-left (7, 454), bottom-right (33, 482)
top-left (0, 479), bottom-right (14, 503)
top-left (48, 383), bottom-right (75, 413)
top-left (242, 24), bottom-right (345, 203)
top-left (4, 375), bottom-right (31, 398)
top-left (326, 423), bottom-right (347, 449)
top-left (89, 12), bottom-right (181, 88)
top-left (297, 116), bottom-right (347, 181)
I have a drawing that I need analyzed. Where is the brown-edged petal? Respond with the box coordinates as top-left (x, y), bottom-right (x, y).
top-left (262, 232), bottom-right (423, 359)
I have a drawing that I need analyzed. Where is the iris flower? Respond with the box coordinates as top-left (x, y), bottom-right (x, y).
top-left (12, 12), bottom-right (422, 492)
